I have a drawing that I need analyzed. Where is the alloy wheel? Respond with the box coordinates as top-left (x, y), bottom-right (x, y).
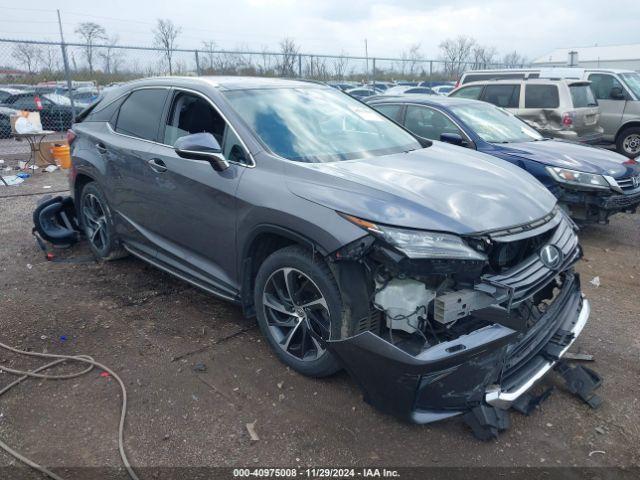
top-left (82, 193), bottom-right (109, 251)
top-left (623, 134), bottom-right (640, 155)
top-left (262, 267), bottom-right (331, 361)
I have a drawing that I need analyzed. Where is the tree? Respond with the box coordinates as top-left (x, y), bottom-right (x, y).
top-left (99, 35), bottom-right (122, 74)
top-left (153, 19), bottom-right (181, 75)
top-left (472, 44), bottom-right (497, 69)
top-left (38, 45), bottom-right (60, 73)
top-left (278, 38), bottom-right (299, 77)
top-left (439, 36), bottom-right (476, 78)
top-left (75, 22), bottom-right (107, 74)
top-left (201, 40), bottom-right (218, 71)
top-left (12, 43), bottom-right (41, 75)
top-left (405, 43), bottom-right (423, 77)
top-left (502, 50), bottom-right (526, 68)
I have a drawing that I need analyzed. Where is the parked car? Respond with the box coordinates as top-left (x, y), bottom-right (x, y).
top-left (384, 85), bottom-right (434, 95)
top-left (0, 87), bottom-right (22, 103)
top-left (326, 81), bottom-right (356, 92)
top-left (0, 91), bottom-right (83, 131)
top-left (0, 106), bottom-right (19, 138)
top-left (431, 85), bottom-right (454, 96)
top-left (456, 68), bottom-right (640, 158)
top-left (345, 86), bottom-right (380, 99)
top-left (367, 95), bottom-right (640, 223)
top-left (69, 76), bottom-right (590, 436)
top-left (449, 79), bottom-right (603, 144)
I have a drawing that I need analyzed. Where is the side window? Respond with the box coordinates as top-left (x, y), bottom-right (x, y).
top-left (10, 96), bottom-right (33, 109)
top-left (404, 106), bottom-right (462, 141)
top-left (588, 74), bottom-right (624, 100)
top-left (450, 85), bottom-right (483, 100)
top-left (86, 95), bottom-right (127, 126)
top-left (482, 84), bottom-right (520, 108)
top-left (372, 104), bottom-right (402, 122)
top-left (524, 85), bottom-right (559, 108)
top-left (164, 91), bottom-right (248, 164)
top-left (115, 89), bottom-right (168, 141)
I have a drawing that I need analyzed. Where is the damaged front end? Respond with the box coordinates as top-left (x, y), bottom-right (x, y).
top-left (325, 207), bottom-right (590, 429)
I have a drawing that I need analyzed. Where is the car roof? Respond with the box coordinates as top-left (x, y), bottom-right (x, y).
top-left (367, 94), bottom-right (479, 108)
top-left (123, 76), bottom-right (327, 92)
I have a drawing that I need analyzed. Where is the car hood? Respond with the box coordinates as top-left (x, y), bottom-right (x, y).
top-left (491, 139), bottom-right (633, 177)
top-left (286, 142), bottom-right (556, 234)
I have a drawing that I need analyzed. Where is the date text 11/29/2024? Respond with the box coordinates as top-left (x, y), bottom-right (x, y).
top-left (233, 468), bottom-right (400, 478)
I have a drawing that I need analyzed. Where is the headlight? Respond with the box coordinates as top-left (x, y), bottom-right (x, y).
top-left (340, 213), bottom-right (487, 261)
top-left (546, 167), bottom-right (610, 190)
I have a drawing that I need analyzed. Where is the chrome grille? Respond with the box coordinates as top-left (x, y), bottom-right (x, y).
top-left (616, 174), bottom-right (640, 191)
top-left (481, 214), bottom-right (579, 305)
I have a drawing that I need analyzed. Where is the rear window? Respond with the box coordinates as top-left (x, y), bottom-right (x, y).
top-left (115, 89), bottom-right (168, 141)
top-left (450, 85), bottom-right (483, 99)
top-left (524, 85), bottom-right (559, 108)
top-left (482, 84), bottom-right (520, 108)
top-left (569, 85), bottom-right (598, 108)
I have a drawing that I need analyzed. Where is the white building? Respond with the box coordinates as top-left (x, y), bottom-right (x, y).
top-left (533, 43), bottom-right (640, 71)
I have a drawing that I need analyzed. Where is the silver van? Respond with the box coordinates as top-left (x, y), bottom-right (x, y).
top-left (456, 68), bottom-right (640, 157)
top-left (449, 78), bottom-right (603, 144)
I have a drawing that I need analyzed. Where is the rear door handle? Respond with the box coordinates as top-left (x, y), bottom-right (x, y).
top-left (147, 158), bottom-right (167, 173)
top-left (95, 142), bottom-right (107, 154)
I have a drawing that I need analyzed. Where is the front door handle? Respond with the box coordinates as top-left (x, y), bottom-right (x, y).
top-left (95, 142), bottom-right (107, 154)
top-left (147, 158), bottom-right (167, 173)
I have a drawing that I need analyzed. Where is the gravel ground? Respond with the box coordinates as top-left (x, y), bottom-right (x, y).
top-left (0, 168), bottom-right (638, 479)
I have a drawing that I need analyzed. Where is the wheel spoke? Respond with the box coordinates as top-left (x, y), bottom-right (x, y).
top-left (263, 292), bottom-right (291, 315)
top-left (281, 318), bottom-right (303, 352)
top-left (298, 296), bottom-right (328, 311)
top-left (282, 268), bottom-right (298, 305)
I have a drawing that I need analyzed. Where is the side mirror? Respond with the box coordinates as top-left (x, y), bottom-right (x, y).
top-left (174, 132), bottom-right (229, 171)
top-left (610, 87), bottom-right (626, 100)
top-left (440, 132), bottom-right (466, 146)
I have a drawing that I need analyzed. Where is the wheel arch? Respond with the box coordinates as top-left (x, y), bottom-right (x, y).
top-left (615, 121), bottom-right (640, 143)
top-left (239, 225), bottom-right (329, 317)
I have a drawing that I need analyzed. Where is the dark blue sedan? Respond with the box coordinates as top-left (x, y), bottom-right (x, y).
top-left (366, 95), bottom-right (640, 224)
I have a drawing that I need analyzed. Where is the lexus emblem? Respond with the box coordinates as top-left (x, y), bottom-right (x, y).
top-left (540, 244), bottom-right (563, 270)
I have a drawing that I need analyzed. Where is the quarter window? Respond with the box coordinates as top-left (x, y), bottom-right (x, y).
top-left (524, 85), bottom-right (559, 108)
top-left (373, 104), bottom-right (402, 121)
top-left (404, 106), bottom-right (462, 141)
top-left (115, 89), bottom-right (168, 141)
top-left (482, 84), bottom-right (520, 108)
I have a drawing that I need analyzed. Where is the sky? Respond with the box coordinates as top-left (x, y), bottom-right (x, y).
top-left (1, 0), bottom-right (639, 61)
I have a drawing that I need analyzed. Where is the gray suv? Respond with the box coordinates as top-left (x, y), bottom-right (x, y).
top-left (69, 77), bottom-right (590, 437)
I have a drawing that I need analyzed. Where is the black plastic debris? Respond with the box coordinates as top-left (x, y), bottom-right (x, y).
top-left (511, 386), bottom-right (554, 416)
top-left (463, 404), bottom-right (510, 441)
top-left (555, 360), bottom-right (603, 409)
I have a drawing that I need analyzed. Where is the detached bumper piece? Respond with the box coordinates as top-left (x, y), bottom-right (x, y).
top-left (556, 186), bottom-right (640, 223)
top-left (554, 360), bottom-right (603, 409)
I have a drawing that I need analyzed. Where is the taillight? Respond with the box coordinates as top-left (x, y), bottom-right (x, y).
top-left (34, 95), bottom-right (43, 111)
top-left (66, 129), bottom-right (76, 145)
top-left (562, 112), bottom-right (574, 127)
top-left (624, 158), bottom-right (638, 165)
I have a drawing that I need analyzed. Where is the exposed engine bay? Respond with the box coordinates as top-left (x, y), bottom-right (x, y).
top-left (326, 207), bottom-right (599, 439)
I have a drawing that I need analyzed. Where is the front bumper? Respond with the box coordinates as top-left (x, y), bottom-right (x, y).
top-left (327, 273), bottom-right (588, 423)
top-left (554, 186), bottom-right (640, 222)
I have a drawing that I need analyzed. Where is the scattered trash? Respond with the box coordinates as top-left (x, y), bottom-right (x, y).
top-left (18, 161), bottom-right (27, 169)
top-left (60, 336), bottom-right (67, 342)
top-left (28, 165), bottom-right (38, 171)
top-left (16, 172), bottom-right (30, 179)
top-left (0, 159), bottom-right (4, 164)
top-left (277, 381), bottom-right (284, 389)
top-left (44, 165), bottom-right (58, 173)
top-left (278, 393), bottom-right (285, 402)
top-left (590, 276), bottom-right (601, 287)
top-left (26, 264), bottom-right (33, 270)
top-left (192, 394), bottom-right (198, 401)
top-left (588, 450), bottom-right (606, 457)
top-left (595, 426), bottom-right (606, 435)
top-left (99, 371), bottom-right (111, 378)
top-left (40, 335), bottom-right (47, 340)
top-left (43, 185), bottom-right (52, 189)
top-left (564, 352), bottom-right (594, 362)
top-left (246, 421), bottom-right (259, 442)
top-left (192, 363), bottom-right (207, 373)
top-left (0, 175), bottom-right (24, 186)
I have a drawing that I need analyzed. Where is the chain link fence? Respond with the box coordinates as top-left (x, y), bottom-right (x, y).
top-left (0, 37), bottom-right (528, 160)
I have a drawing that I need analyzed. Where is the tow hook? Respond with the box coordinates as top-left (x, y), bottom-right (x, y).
top-left (554, 360), bottom-right (603, 409)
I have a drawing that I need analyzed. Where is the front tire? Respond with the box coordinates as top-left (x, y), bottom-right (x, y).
top-left (616, 126), bottom-right (640, 158)
top-left (254, 245), bottom-right (342, 377)
top-left (79, 182), bottom-right (128, 261)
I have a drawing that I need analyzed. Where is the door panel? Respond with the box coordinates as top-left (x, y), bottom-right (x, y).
top-left (588, 73), bottom-right (626, 140)
top-left (146, 144), bottom-right (245, 294)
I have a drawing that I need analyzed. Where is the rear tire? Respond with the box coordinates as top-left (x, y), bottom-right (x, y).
top-left (79, 182), bottom-right (128, 261)
top-left (616, 126), bottom-right (640, 158)
top-left (254, 245), bottom-right (342, 378)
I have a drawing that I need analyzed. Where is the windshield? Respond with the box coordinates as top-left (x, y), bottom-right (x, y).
top-left (224, 87), bottom-right (421, 162)
top-left (451, 103), bottom-right (543, 143)
top-left (44, 94), bottom-right (71, 105)
top-left (570, 84), bottom-right (598, 107)
top-left (620, 73), bottom-right (640, 99)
